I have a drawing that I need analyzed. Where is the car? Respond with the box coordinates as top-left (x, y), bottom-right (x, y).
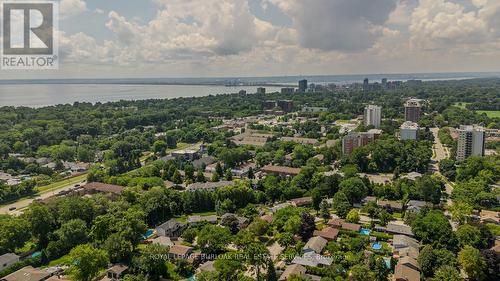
top-left (8, 207), bottom-right (17, 211)
top-left (75, 184), bottom-right (80, 187)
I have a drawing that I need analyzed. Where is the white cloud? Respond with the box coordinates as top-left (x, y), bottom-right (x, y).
top-left (60, 0), bottom-right (87, 18)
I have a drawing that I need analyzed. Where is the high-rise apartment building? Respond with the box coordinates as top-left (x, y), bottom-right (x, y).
top-left (298, 80), bottom-right (308, 92)
top-left (257, 87), bottom-right (266, 94)
top-left (405, 99), bottom-right (422, 122)
top-left (456, 125), bottom-right (485, 161)
top-left (342, 131), bottom-right (381, 155)
top-left (400, 121), bottom-right (419, 140)
top-left (364, 105), bottom-right (382, 128)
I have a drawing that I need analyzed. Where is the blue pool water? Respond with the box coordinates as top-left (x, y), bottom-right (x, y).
top-left (31, 251), bottom-right (41, 258)
top-left (371, 242), bottom-right (382, 250)
top-left (142, 229), bottom-right (154, 239)
top-left (360, 228), bottom-right (371, 235)
top-left (383, 257), bottom-right (391, 268)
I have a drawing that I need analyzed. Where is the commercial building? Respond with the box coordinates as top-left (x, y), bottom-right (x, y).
top-left (281, 88), bottom-right (295, 94)
top-left (400, 121), bottom-right (419, 140)
top-left (364, 105), bottom-right (381, 128)
top-left (298, 79), bottom-right (308, 92)
top-left (456, 125), bottom-right (485, 161)
top-left (277, 100), bottom-right (294, 112)
top-left (404, 99), bottom-right (422, 122)
top-left (363, 78), bottom-right (369, 91)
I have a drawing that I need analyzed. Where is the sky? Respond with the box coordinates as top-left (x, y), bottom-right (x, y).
top-left (2, 0), bottom-right (500, 79)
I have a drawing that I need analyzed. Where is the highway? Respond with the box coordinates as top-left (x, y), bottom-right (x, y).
top-left (0, 180), bottom-right (86, 216)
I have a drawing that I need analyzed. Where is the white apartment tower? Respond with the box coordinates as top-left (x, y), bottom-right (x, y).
top-left (456, 125), bottom-right (485, 161)
top-left (400, 121), bottom-right (419, 140)
top-left (364, 105), bottom-right (382, 128)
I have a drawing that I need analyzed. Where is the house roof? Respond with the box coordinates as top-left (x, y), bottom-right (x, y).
top-left (480, 210), bottom-right (499, 224)
top-left (169, 245), bottom-right (193, 256)
top-left (83, 182), bottom-right (124, 195)
top-left (198, 261), bottom-right (215, 272)
top-left (327, 218), bottom-right (345, 227)
top-left (2, 266), bottom-right (51, 281)
top-left (399, 256), bottom-right (420, 270)
top-left (186, 181), bottom-right (234, 191)
top-left (0, 253), bottom-right (19, 265)
top-left (187, 215), bottom-right (218, 224)
top-left (387, 222), bottom-right (414, 236)
top-left (393, 235), bottom-right (419, 250)
top-left (377, 200), bottom-right (403, 210)
top-left (261, 165), bottom-right (301, 176)
top-left (290, 197), bottom-right (313, 206)
top-left (394, 262), bottom-right (420, 281)
top-left (303, 236), bottom-right (328, 254)
top-left (260, 214), bottom-right (273, 223)
top-left (152, 236), bottom-right (174, 247)
top-left (157, 219), bottom-right (185, 231)
top-left (107, 264), bottom-right (128, 275)
top-left (313, 227), bottom-right (339, 240)
top-left (279, 264), bottom-right (306, 281)
top-left (292, 252), bottom-right (333, 267)
top-left (342, 222), bottom-right (361, 232)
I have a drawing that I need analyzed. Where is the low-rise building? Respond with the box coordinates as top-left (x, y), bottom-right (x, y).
top-left (292, 252), bottom-right (333, 267)
top-left (1, 266), bottom-right (52, 281)
top-left (151, 236), bottom-right (174, 247)
top-left (168, 245), bottom-right (193, 260)
top-left (187, 215), bottom-right (218, 226)
top-left (102, 264), bottom-right (128, 281)
top-left (281, 137), bottom-right (319, 146)
top-left (377, 200), bottom-right (404, 212)
top-left (400, 121), bottom-right (419, 141)
top-left (290, 197), bottom-right (313, 207)
top-left (279, 264), bottom-right (306, 281)
top-left (186, 181), bottom-right (234, 192)
top-left (0, 253), bottom-right (19, 271)
top-left (303, 236), bottom-right (328, 254)
top-left (261, 165), bottom-right (301, 177)
top-left (156, 219), bottom-right (186, 238)
top-left (313, 227), bottom-right (339, 241)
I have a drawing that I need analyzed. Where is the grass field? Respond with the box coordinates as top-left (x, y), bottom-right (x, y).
top-left (36, 173), bottom-right (87, 193)
top-left (453, 102), bottom-right (499, 118)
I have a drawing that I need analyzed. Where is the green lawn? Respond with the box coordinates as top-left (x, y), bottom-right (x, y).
top-left (165, 142), bottom-right (195, 154)
top-left (36, 173), bottom-right (87, 193)
top-left (174, 211), bottom-right (217, 222)
top-left (476, 110), bottom-right (500, 118)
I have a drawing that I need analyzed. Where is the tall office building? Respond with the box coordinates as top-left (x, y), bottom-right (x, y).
top-left (404, 99), bottom-right (422, 122)
top-left (456, 125), bottom-right (485, 161)
top-left (257, 87), bottom-right (266, 94)
top-left (364, 105), bottom-right (382, 128)
top-left (298, 80), bottom-right (308, 92)
top-left (363, 78), bottom-right (369, 91)
top-left (400, 121), bottom-right (419, 140)
top-left (381, 78), bottom-right (388, 90)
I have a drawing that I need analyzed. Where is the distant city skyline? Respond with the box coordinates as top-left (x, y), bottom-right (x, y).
top-left (1, 0), bottom-right (500, 79)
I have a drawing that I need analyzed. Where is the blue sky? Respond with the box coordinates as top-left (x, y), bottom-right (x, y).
top-left (2, 0), bottom-right (500, 78)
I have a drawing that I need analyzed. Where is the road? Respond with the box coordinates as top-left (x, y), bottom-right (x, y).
top-left (0, 180), bottom-right (86, 216)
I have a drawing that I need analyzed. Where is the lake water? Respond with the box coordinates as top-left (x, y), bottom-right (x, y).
top-left (0, 84), bottom-right (282, 108)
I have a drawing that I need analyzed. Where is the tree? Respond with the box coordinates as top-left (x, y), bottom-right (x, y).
top-left (248, 218), bottom-right (270, 237)
top-left (320, 200), bottom-right (331, 222)
top-left (450, 201), bottom-right (473, 225)
top-left (0, 218), bottom-right (30, 253)
top-left (332, 191), bottom-right (351, 218)
top-left (346, 209), bottom-right (360, 223)
top-left (182, 228), bottom-right (199, 244)
top-left (350, 264), bottom-right (371, 281)
top-left (135, 244), bottom-right (169, 278)
top-left (299, 212), bottom-right (316, 241)
top-left (104, 233), bottom-right (133, 263)
top-left (172, 169), bottom-right (183, 184)
top-left (458, 246), bottom-right (486, 281)
top-left (197, 225), bottom-right (232, 254)
top-left (456, 224), bottom-right (481, 248)
top-left (196, 169), bottom-right (206, 182)
top-left (24, 203), bottom-right (55, 247)
top-left (434, 265), bottom-right (462, 281)
top-left (68, 244), bottom-right (109, 281)
top-left (152, 140), bottom-right (168, 156)
top-left (411, 210), bottom-right (456, 250)
top-left (311, 188), bottom-right (322, 211)
top-left (378, 210), bottom-right (392, 226)
top-left (245, 243), bottom-right (270, 281)
top-left (214, 252), bottom-right (244, 280)
top-left (266, 259), bottom-right (277, 281)
top-left (339, 177), bottom-right (367, 203)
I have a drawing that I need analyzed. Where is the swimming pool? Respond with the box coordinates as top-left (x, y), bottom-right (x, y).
top-left (31, 251), bottom-right (41, 258)
top-left (360, 228), bottom-right (371, 235)
top-left (142, 229), bottom-right (154, 239)
top-left (383, 257), bottom-right (391, 269)
top-left (371, 242), bottom-right (382, 250)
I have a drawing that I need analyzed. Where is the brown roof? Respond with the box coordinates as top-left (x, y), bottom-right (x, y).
top-left (279, 264), bottom-right (306, 281)
top-left (290, 197), bottom-right (313, 206)
top-left (169, 245), bottom-right (193, 256)
top-left (84, 182), bottom-right (124, 195)
top-left (342, 222), bottom-right (361, 232)
top-left (327, 218), bottom-right (344, 227)
top-left (393, 263), bottom-right (420, 281)
top-left (260, 214), bottom-right (273, 223)
top-left (261, 165), bottom-right (301, 176)
top-left (480, 210), bottom-right (500, 224)
top-left (107, 264), bottom-right (129, 275)
top-left (313, 227), bottom-right (339, 240)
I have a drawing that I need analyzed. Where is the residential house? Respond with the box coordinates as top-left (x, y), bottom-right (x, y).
top-left (361, 196), bottom-right (377, 205)
top-left (156, 219), bottom-right (186, 238)
top-left (312, 227), bottom-right (339, 241)
top-left (279, 264), bottom-right (306, 281)
top-left (327, 218), bottom-right (344, 228)
top-left (341, 222), bottom-right (362, 232)
top-left (1, 266), bottom-right (52, 281)
top-left (261, 165), bottom-right (301, 177)
top-left (303, 236), bottom-right (328, 254)
top-left (393, 235), bottom-right (420, 260)
top-left (290, 197), bottom-right (313, 207)
top-left (197, 261), bottom-right (215, 274)
top-left (380, 222), bottom-right (414, 236)
top-left (260, 214), bottom-right (273, 223)
top-left (192, 156), bottom-right (216, 170)
top-left (292, 252), bottom-right (333, 267)
top-left (171, 150), bottom-right (199, 160)
top-left (221, 213), bottom-right (249, 228)
top-left (405, 200), bottom-right (429, 213)
top-left (168, 245), bottom-right (193, 260)
top-left (101, 265), bottom-right (128, 281)
top-left (281, 137), bottom-right (319, 146)
top-left (270, 202), bottom-right (292, 213)
top-left (377, 200), bottom-right (404, 212)
top-left (187, 215), bottom-right (218, 226)
top-left (480, 210), bottom-right (499, 224)
top-left (0, 253), bottom-right (19, 271)
top-left (186, 181), bottom-right (234, 192)
top-left (393, 261), bottom-right (420, 281)
top-left (151, 236), bottom-right (174, 247)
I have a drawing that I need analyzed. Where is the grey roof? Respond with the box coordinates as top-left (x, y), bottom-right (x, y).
top-left (186, 181), bottom-right (234, 191)
top-left (393, 235), bottom-right (419, 250)
top-left (0, 253), bottom-right (19, 265)
top-left (2, 266), bottom-right (51, 281)
top-left (157, 219), bottom-right (185, 231)
top-left (187, 215), bottom-right (218, 224)
top-left (292, 252), bottom-right (333, 267)
top-left (192, 156), bottom-right (216, 169)
top-left (303, 236), bottom-right (328, 254)
top-left (152, 236), bottom-right (174, 247)
top-left (387, 222), bottom-right (414, 236)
